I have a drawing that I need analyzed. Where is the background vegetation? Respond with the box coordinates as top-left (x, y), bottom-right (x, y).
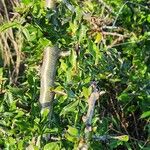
top-left (0, 0), bottom-right (150, 149)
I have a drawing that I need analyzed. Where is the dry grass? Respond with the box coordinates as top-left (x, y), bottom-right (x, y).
top-left (0, 0), bottom-right (24, 84)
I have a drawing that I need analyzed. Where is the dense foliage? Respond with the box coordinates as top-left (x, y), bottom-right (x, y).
top-left (0, 0), bottom-right (150, 149)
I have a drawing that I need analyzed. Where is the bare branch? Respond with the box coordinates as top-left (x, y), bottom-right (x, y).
top-left (39, 46), bottom-right (59, 112)
top-left (102, 31), bottom-right (125, 37)
top-left (38, 0), bottom-right (60, 142)
top-left (83, 83), bottom-right (100, 126)
top-left (107, 35), bottom-right (128, 49)
top-left (79, 82), bottom-right (106, 150)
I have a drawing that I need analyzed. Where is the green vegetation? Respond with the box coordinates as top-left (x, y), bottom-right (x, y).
top-left (0, 0), bottom-right (150, 149)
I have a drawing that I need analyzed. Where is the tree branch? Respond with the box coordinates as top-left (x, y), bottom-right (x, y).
top-left (79, 82), bottom-right (106, 150)
top-left (39, 46), bottom-right (59, 112)
top-left (39, 0), bottom-right (59, 141)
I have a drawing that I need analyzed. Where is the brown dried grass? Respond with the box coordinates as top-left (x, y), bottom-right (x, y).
top-left (0, 0), bottom-right (24, 84)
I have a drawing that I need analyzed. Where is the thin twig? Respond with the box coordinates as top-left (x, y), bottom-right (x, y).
top-left (102, 31), bottom-right (125, 37)
top-left (107, 35), bottom-right (128, 49)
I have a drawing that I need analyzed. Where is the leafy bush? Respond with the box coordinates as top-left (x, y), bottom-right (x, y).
top-left (0, 0), bottom-right (150, 149)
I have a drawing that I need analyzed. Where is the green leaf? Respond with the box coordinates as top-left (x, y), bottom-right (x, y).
top-left (22, 0), bottom-right (32, 5)
top-left (44, 128), bottom-right (58, 134)
top-left (109, 78), bottom-right (121, 83)
top-left (39, 38), bottom-right (50, 47)
top-left (44, 142), bottom-right (60, 150)
top-left (112, 135), bottom-right (129, 142)
top-left (147, 14), bottom-right (150, 23)
top-left (127, 105), bottom-right (136, 113)
top-left (93, 42), bottom-right (101, 65)
top-left (65, 133), bottom-right (77, 143)
top-left (82, 86), bottom-right (91, 99)
top-left (78, 25), bottom-right (87, 42)
top-left (60, 100), bottom-right (79, 116)
top-left (14, 111), bottom-right (25, 119)
top-left (22, 27), bottom-right (31, 40)
top-left (17, 140), bottom-right (24, 150)
top-left (118, 93), bottom-right (129, 102)
top-left (41, 108), bottom-right (50, 122)
top-left (60, 59), bottom-right (67, 72)
top-left (67, 126), bottom-right (79, 137)
top-left (95, 32), bottom-right (102, 43)
top-left (66, 68), bottom-right (72, 83)
top-left (4, 92), bottom-right (15, 110)
top-left (27, 145), bottom-right (39, 150)
top-left (65, 126), bottom-right (79, 143)
top-left (141, 111), bottom-right (150, 119)
top-left (0, 22), bottom-right (21, 32)
top-left (84, 1), bottom-right (94, 11)
top-left (70, 49), bottom-right (77, 73)
top-left (8, 137), bottom-right (16, 145)
top-left (69, 21), bottom-right (78, 34)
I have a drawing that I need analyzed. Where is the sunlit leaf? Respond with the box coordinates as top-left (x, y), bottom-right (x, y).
top-left (82, 86), bottom-right (92, 99)
top-left (78, 25), bottom-right (87, 42)
top-left (0, 22), bottom-right (21, 32)
top-left (70, 49), bottom-right (77, 74)
top-left (69, 21), bottom-right (78, 34)
top-left (22, 27), bottom-right (31, 40)
top-left (41, 108), bottom-right (50, 122)
top-left (84, 1), bottom-right (94, 11)
top-left (22, 0), bottom-right (32, 5)
top-left (65, 133), bottom-right (77, 143)
top-left (60, 100), bottom-right (79, 116)
top-left (112, 135), bottom-right (129, 142)
top-left (44, 128), bottom-right (58, 134)
top-left (44, 142), bottom-right (60, 150)
top-left (147, 14), bottom-right (150, 23)
top-left (14, 111), bottom-right (25, 119)
top-left (93, 43), bottom-right (101, 65)
top-left (141, 111), bottom-right (150, 119)
top-left (95, 32), bottom-right (102, 43)
top-left (8, 137), bottom-right (16, 145)
top-left (67, 125), bottom-right (79, 136)
top-left (60, 59), bottom-right (67, 72)
top-left (118, 93), bottom-right (129, 102)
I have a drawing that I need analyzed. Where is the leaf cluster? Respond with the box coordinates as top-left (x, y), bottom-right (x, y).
top-left (0, 0), bottom-right (150, 149)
